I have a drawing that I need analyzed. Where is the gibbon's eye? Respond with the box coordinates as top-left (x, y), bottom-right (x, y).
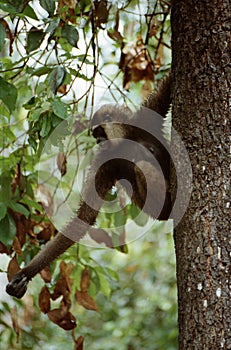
top-left (104, 114), bottom-right (112, 122)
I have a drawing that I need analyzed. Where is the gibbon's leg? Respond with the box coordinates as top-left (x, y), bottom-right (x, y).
top-left (133, 160), bottom-right (171, 220)
top-left (142, 72), bottom-right (171, 117)
top-left (6, 145), bottom-right (119, 298)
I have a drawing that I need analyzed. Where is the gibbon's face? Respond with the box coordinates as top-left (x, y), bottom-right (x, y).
top-left (91, 105), bottom-right (132, 143)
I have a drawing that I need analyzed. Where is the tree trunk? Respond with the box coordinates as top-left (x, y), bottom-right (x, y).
top-left (171, 1), bottom-right (231, 349)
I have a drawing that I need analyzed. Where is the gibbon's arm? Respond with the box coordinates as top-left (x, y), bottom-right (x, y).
top-left (6, 147), bottom-right (117, 298)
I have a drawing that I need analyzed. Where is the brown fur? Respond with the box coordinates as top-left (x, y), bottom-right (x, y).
top-left (6, 73), bottom-right (172, 298)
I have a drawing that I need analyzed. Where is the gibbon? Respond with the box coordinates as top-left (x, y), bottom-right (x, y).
top-left (6, 73), bottom-right (172, 299)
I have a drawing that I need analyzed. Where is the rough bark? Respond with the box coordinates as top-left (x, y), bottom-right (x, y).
top-left (171, 1), bottom-right (230, 349)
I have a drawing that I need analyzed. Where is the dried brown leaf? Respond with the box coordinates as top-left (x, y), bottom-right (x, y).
top-left (75, 290), bottom-right (98, 311)
top-left (88, 227), bottom-right (113, 248)
top-left (39, 286), bottom-right (51, 314)
top-left (7, 256), bottom-right (20, 282)
top-left (60, 260), bottom-right (74, 279)
top-left (52, 277), bottom-right (68, 300)
top-left (95, 0), bottom-right (109, 27)
top-left (107, 9), bottom-right (123, 42)
top-left (37, 220), bottom-right (56, 242)
top-left (37, 227), bottom-right (51, 242)
top-left (52, 261), bottom-right (74, 300)
top-left (80, 267), bottom-right (90, 292)
top-left (47, 307), bottom-right (77, 330)
top-left (9, 210), bottom-right (36, 247)
top-left (0, 19), bottom-right (14, 55)
top-left (58, 0), bottom-right (77, 23)
top-left (74, 336), bottom-right (84, 350)
top-left (149, 22), bottom-right (158, 37)
top-left (119, 38), bottom-right (154, 90)
top-left (12, 236), bottom-right (22, 255)
top-left (57, 84), bottom-right (67, 94)
top-left (40, 266), bottom-right (52, 283)
top-left (0, 241), bottom-right (9, 254)
top-left (57, 152), bottom-right (67, 176)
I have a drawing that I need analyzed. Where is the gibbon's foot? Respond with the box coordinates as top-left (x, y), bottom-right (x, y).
top-left (6, 272), bottom-right (28, 299)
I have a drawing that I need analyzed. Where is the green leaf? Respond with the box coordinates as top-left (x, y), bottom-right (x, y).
top-left (114, 210), bottom-right (127, 228)
top-left (25, 181), bottom-right (34, 198)
top-left (7, 0), bottom-right (25, 12)
top-left (133, 210), bottom-right (149, 227)
top-left (51, 98), bottom-right (68, 119)
top-left (21, 198), bottom-right (43, 212)
top-left (23, 4), bottom-right (38, 20)
top-left (1, 301), bottom-right (12, 313)
top-left (28, 136), bottom-right (37, 152)
top-left (97, 271), bottom-right (111, 298)
top-left (39, 0), bottom-right (55, 16)
top-left (0, 21), bottom-right (6, 51)
top-left (0, 77), bottom-right (18, 113)
top-left (40, 112), bottom-right (51, 137)
top-left (128, 204), bottom-right (149, 226)
top-left (0, 3), bottom-right (17, 14)
top-left (28, 107), bottom-right (42, 122)
top-left (48, 66), bottom-right (66, 93)
top-left (61, 24), bottom-right (79, 47)
top-left (76, 54), bottom-right (94, 64)
top-left (0, 126), bottom-right (16, 146)
top-left (23, 96), bottom-right (36, 110)
top-left (71, 265), bottom-right (84, 291)
top-left (0, 213), bottom-right (16, 246)
top-left (31, 66), bottom-right (51, 77)
top-left (0, 175), bottom-right (11, 202)
top-left (79, 149), bottom-right (93, 170)
top-left (51, 114), bottom-right (63, 128)
top-left (0, 202), bottom-right (7, 220)
top-left (27, 27), bottom-right (45, 53)
top-left (77, 72), bottom-right (92, 81)
top-left (46, 17), bottom-right (60, 36)
top-left (118, 242), bottom-right (128, 254)
top-left (87, 279), bottom-right (98, 297)
top-left (7, 201), bottom-right (30, 218)
top-left (105, 267), bottom-right (119, 282)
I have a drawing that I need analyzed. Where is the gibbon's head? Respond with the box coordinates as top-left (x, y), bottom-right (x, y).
top-left (91, 104), bottom-right (132, 143)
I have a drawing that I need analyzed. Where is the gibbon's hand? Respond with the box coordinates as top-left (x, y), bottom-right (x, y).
top-left (6, 271), bottom-right (28, 298)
